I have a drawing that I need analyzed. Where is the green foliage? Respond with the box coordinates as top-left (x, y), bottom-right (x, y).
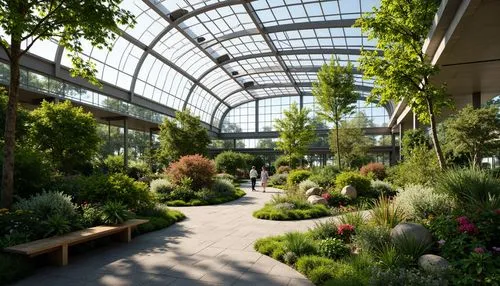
top-left (312, 59), bottom-right (358, 168)
top-left (287, 170), bottom-right (312, 186)
top-left (80, 203), bottom-right (102, 228)
top-left (103, 155), bottom-right (125, 174)
top-left (394, 185), bottom-right (453, 221)
top-left (211, 179), bottom-right (235, 195)
top-left (13, 191), bottom-right (76, 220)
top-left (436, 168), bottom-right (500, 211)
top-left (310, 165), bottom-right (340, 188)
top-left (392, 233), bottom-right (431, 264)
top-left (443, 105), bottom-right (500, 167)
top-left (318, 238), bottom-right (350, 260)
top-left (136, 204), bottom-right (185, 233)
top-left (158, 110), bottom-right (210, 162)
top-left (309, 220), bottom-right (338, 240)
top-left (214, 173), bottom-right (235, 182)
top-left (253, 199), bottom-right (330, 221)
top-left (214, 151), bottom-right (248, 175)
top-left (338, 211), bottom-right (366, 230)
top-left (277, 165), bottom-right (292, 174)
top-left (401, 129), bottom-right (430, 158)
top-left (356, 0), bottom-right (450, 168)
top-left (275, 103), bottom-right (317, 168)
top-left (360, 162), bottom-right (386, 180)
top-left (274, 155), bottom-right (290, 168)
top-left (42, 214), bottom-right (72, 237)
top-left (296, 255), bottom-right (337, 277)
top-left (0, 90), bottom-right (32, 141)
top-left (369, 267), bottom-right (449, 286)
top-left (168, 178), bottom-right (195, 202)
top-left (329, 115), bottom-right (374, 169)
top-left (298, 179), bottom-right (319, 193)
top-left (0, 145), bottom-right (53, 199)
top-left (371, 180), bottom-right (396, 197)
top-left (269, 173), bottom-right (288, 186)
top-left (29, 101), bottom-right (100, 174)
top-left (335, 171), bottom-right (371, 196)
top-left (100, 201), bottom-right (131, 225)
top-left (166, 154), bottom-right (215, 191)
top-left (388, 146), bottom-right (441, 187)
top-left (324, 191), bottom-right (352, 207)
top-left (354, 224), bottom-right (391, 255)
top-left (283, 232), bottom-right (317, 257)
top-left (371, 196), bottom-right (406, 228)
top-left (150, 178), bottom-right (175, 195)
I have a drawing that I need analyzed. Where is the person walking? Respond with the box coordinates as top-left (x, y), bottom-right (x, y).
top-left (249, 166), bottom-right (258, 191)
top-left (260, 166), bottom-right (269, 192)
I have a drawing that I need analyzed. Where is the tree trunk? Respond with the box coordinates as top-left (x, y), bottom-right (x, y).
top-left (426, 97), bottom-right (445, 170)
top-left (335, 120), bottom-right (341, 169)
top-left (1, 40), bottom-right (20, 208)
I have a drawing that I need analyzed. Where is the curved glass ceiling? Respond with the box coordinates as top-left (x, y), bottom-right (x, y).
top-left (20, 0), bottom-right (380, 127)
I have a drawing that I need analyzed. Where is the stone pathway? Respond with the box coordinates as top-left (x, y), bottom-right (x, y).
top-left (14, 182), bottom-right (334, 286)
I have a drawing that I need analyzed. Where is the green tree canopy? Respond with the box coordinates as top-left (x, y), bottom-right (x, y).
top-left (158, 109), bottom-right (211, 163)
top-left (329, 115), bottom-right (374, 169)
top-left (29, 100), bottom-right (100, 174)
top-left (274, 103), bottom-right (316, 168)
top-left (356, 0), bottom-right (451, 169)
top-left (443, 105), bottom-right (500, 167)
top-left (0, 0), bottom-right (135, 207)
top-left (312, 59), bottom-right (358, 168)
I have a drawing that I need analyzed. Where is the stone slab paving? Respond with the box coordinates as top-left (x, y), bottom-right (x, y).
top-left (14, 182), bottom-right (334, 286)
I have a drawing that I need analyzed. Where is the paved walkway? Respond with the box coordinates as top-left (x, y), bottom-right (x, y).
top-left (15, 182), bottom-right (333, 286)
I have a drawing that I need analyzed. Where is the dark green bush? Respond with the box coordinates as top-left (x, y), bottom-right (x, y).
top-left (318, 238), bottom-right (350, 260)
top-left (80, 203), bottom-right (102, 228)
top-left (269, 173), bottom-right (288, 186)
top-left (287, 170), bottom-right (312, 186)
top-left (387, 146), bottom-right (441, 187)
top-left (296, 255), bottom-right (336, 276)
top-left (253, 204), bottom-right (330, 221)
top-left (13, 191), bottom-right (77, 220)
top-left (103, 155), bottom-right (125, 174)
top-left (100, 201), bottom-right (132, 225)
top-left (283, 232), bottom-right (317, 256)
top-left (335, 171), bottom-right (371, 196)
top-left (309, 220), bottom-right (338, 240)
top-left (136, 204), bottom-right (185, 233)
top-left (371, 180), bottom-right (396, 197)
top-left (214, 151), bottom-right (247, 175)
top-left (309, 265), bottom-right (335, 285)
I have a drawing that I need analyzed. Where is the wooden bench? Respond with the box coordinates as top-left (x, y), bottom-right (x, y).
top-left (3, 219), bottom-right (148, 266)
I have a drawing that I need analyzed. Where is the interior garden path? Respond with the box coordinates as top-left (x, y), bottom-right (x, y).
top-left (14, 182), bottom-right (333, 286)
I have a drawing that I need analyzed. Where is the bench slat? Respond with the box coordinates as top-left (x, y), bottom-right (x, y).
top-left (4, 219), bottom-right (148, 256)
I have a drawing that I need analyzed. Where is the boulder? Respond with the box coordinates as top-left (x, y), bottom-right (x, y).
top-left (306, 187), bottom-right (323, 196)
top-left (418, 254), bottom-right (450, 273)
top-left (341, 185), bottom-right (357, 199)
top-left (390, 222), bottom-right (433, 246)
top-left (307, 195), bottom-right (328, 205)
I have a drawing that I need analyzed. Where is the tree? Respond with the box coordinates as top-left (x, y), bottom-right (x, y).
top-left (214, 151), bottom-right (247, 175)
top-left (274, 103), bottom-right (316, 168)
top-left (443, 105), bottom-right (500, 168)
top-left (0, 0), bottom-right (135, 207)
top-left (29, 100), bottom-right (101, 174)
top-left (312, 59), bottom-right (358, 168)
top-left (158, 109), bottom-right (211, 163)
top-left (356, 0), bottom-right (452, 170)
top-left (329, 116), bottom-right (374, 169)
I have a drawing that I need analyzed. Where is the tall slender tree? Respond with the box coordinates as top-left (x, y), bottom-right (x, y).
top-left (0, 1), bottom-right (135, 207)
top-left (312, 59), bottom-right (358, 169)
top-left (356, 0), bottom-right (452, 170)
top-left (274, 103), bottom-right (316, 168)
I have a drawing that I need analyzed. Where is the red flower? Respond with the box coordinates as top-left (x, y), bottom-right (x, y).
top-left (456, 216), bottom-right (470, 225)
top-left (458, 223), bottom-right (478, 235)
top-left (321, 193), bottom-right (332, 201)
top-left (337, 224), bottom-right (355, 235)
top-left (474, 247), bottom-right (485, 254)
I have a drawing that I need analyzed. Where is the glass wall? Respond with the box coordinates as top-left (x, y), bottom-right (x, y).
top-left (258, 96), bottom-right (300, 131)
top-left (222, 101), bottom-right (255, 133)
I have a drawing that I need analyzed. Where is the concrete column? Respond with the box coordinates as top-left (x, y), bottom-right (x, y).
top-left (412, 112), bottom-right (419, 129)
top-left (472, 92), bottom-right (481, 109)
top-left (123, 118), bottom-right (128, 168)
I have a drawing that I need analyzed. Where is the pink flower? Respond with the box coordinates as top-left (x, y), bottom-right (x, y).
top-left (337, 224), bottom-right (355, 236)
top-left (474, 247), bottom-right (485, 254)
top-left (456, 216), bottom-right (470, 225)
top-left (458, 223), bottom-right (478, 235)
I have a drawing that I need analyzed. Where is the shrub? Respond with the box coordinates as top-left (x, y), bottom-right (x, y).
top-left (338, 211), bottom-right (366, 230)
top-left (127, 161), bottom-right (151, 180)
top-left (277, 165), bottom-right (291, 174)
top-left (371, 180), bottom-right (397, 197)
top-left (80, 203), bottom-right (102, 228)
top-left (309, 220), bottom-right (338, 240)
top-left (371, 196), bottom-right (407, 228)
top-left (309, 266), bottom-right (335, 285)
top-left (360, 162), bottom-right (386, 180)
top-left (166, 154), bottom-right (215, 190)
top-left (369, 267), bottom-right (448, 286)
top-left (214, 151), bottom-right (247, 175)
top-left (395, 185), bottom-right (454, 220)
top-left (310, 166), bottom-right (340, 188)
top-left (283, 251), bottom-right (298, 265)
top-left (253, 203), bottom-right (330, 221)
top-left (136, 204), bottom-right (185, 233)
top-left (274, 155), bottom-right (290, 168)
top-left (436, 168), bottom-right (500, 211)
top-left (283, 232), bottom-right (317, 256)
top-left (387, 146), bottom-right (441, 187)
top-left (100, 201), bottom-right (132, 225)
top-left (298, 179), bottom-right (319, 193)
top-left (212, 179), bottom-right (235, 193)
top-left (168, 177), bottom-right (196, 202)
top-left (150, 178), bottom-right (175, 194)
top-left (354, 224), bottom-right (391, 255)
top-left (78, 173), bottom-right (154, 210)
top-left (296, 255), bottom-right (336, 277)
top-left (392, 233), bottom-right (431, 263)
top-left (318, 238), bottom-right (350, 259)
top-left (42, 214), bottom-right (72, 237)
top-left (325, 191), bottom-right (351, 207)
top-left (214, 173), bottom-right (235, 182)
top-left (335, 171), bottom-right (371, 196)
top-left (269, 173), bottom-right (288, 186)
top-left (13, 191), bottom-right (76, 220)
top-left (287, 170), bottom-right (312, 186)
top-left (103, 155), bottom-right (125, 174)
top-left (0, 209), bottom-right (40, 241)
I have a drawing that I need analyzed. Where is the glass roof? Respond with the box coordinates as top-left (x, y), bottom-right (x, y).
top-left (21, 0), bottom-right (381, 126)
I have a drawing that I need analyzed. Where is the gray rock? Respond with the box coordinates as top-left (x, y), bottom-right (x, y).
top-left (305, 187), bottom-right (323, 196)
top-left (390, 222), bottom-right (433, 246)
top-left (341, 185), bottom-right (357, 199)
top-left (307, 195), bottom-right (328, 205)
top-left (418, 254), bottom-right (450, 273)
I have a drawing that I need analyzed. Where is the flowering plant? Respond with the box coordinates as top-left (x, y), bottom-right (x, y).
top-left (337, 223), bottom-right (355, 242)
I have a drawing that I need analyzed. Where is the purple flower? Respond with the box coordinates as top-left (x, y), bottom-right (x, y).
top-left (492, 247), bottom-right (500, 252)
top-left (438, 239), bottom-right (446, 246)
